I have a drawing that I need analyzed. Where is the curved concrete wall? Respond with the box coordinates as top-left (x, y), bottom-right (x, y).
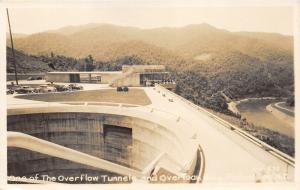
top-left (7, 106), bottom-right (198, 183)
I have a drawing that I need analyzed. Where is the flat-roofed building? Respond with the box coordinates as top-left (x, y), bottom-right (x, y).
top-left (45, 65), bottom-right (174, 87)
top-left (46, 71), bottom-right (123, 84)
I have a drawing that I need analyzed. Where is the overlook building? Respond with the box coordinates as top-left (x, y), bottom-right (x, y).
top-left (45, 65), bottom-right (174, 87)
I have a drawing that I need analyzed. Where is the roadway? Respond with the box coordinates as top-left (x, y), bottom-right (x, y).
top-left (274, 102), bottom-right (294, 117)
top-left (143, 87), bottom-right (294, 183)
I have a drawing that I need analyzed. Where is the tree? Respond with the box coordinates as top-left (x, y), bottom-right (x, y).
top-left (286, 95), bottom-right (294, 107)
top-left (80, 55), bottom-right (95, 71)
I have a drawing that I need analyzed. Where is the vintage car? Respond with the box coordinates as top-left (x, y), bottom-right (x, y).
top-left (27, 76), bottom-right (36, 80)
top-left (35, 85), bottom-right (57, 93)
top-left (122, 86), bottom-right (129, 92)
top-left (168, 98), bottom-right (174, 102)
top-left (27, 76), bottom-right (43, 80)
top-left (15, 86), bottom-right (35, 94)
top-left (68, 84), bottom-right (83, 90)
top-left (116, 86), bottom-right (129, 92)
top-left (116, 86), bottom-right (123, 92)
top-left (54, 84), bottom-right (70, 92)
top-left (6, 89), bottom-right (15, 95)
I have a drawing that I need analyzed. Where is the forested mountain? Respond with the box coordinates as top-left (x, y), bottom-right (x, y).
top-left (7, 23), bottom-right (293, 63)
top-left (172, 51), bottom-right (293, 113)
top-left (6, 23), bottom-right (294, 114)
top-left (6, 47), bottom-right (153, 73)
top-left (6, 47), bottom-right (51, 73)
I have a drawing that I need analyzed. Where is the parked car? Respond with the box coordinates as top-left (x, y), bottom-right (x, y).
top-left (53, 84), bottom-right (70, 92)
top-left (15, 86), bottom-right (35, 94)
top-left (68, 84), bottom-right (83, 90)
top-left (116, 87), bottom-right (123, 92)
top-left (122, 86), bottom-right (129, 92)
top-left (27, 76), bottom-right (36, 80)
top-left (27, 76), bottom-right (42, 80)
top-left (35, 85), bottom-right (57, 93)
top-left (6, 89), bottom-right (14, 95)
top-left (168, 98), bottom-right (174, 102)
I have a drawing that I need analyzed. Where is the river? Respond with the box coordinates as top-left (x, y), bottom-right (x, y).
top-left (236, 99), bottom-right (294, 138)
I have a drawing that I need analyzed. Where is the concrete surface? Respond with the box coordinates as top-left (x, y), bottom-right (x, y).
top-left (7, 102), bottom-right (198, 183)
top-left (145, 86), bottom-right (294, 183)
top-left (6, 84), bottom-right (295, 183)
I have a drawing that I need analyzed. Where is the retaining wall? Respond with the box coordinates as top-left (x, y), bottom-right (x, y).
top-left (7, 110), bottom-right (196, 183)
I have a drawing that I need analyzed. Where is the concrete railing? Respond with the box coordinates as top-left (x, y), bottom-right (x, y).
top-left (7, 99), bottom-right (202, 182)
top-left (155, 84), bottom-right (295, 167)
top-left (196, 145), bottom-right (205, 183)
top-left (8, 131), bottom-right (201, 184)
top-left (7, 177), bottom-right (58, 184)
top-left (8, 101), bottom-right (140, 108)
top-left (8, 101), bottom-right (198, 145)
top-left (8, 132), bottom-right (143, 177)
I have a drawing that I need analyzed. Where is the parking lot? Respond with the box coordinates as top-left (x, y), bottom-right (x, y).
top-left (7, 80), bottom-right (111, 93)
top-left (7, 80), bottom-right (151, 106)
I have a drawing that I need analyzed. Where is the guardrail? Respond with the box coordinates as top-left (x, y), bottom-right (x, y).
top-left (155, 84), bottom-right (295, 167)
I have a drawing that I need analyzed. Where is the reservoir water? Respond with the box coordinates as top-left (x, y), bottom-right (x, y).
top-left (237, 99), bottom-right (294, 138)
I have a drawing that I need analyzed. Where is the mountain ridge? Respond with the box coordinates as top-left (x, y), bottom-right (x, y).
top-left (7, 23), bottom-right (293, 64)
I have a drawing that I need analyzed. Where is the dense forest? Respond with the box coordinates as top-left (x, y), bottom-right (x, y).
top-left (7, 47), bottom-right (148, 72)
top-left (7, 46), bottom-right (294, 116)
top-left (172, 51), bottom-right (294, 114)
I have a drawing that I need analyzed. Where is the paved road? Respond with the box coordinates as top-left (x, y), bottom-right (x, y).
top-left (143, 87), bottom-right (294, 183)
top-left (274, 102), bottom-right (294, 117)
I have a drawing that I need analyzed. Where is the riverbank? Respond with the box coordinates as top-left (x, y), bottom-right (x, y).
top-left (227, 97), bottom-right (280, 115)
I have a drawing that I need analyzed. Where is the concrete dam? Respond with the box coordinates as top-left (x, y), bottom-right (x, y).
top-left (7, 104), bottom-right (201, 184)
top-left (7, 85), bottom-right (294, 184)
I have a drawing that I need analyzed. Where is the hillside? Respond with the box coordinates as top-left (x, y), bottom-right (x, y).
top-left (7, 23), bottom-right (293, 63)
top-left (6, 47), bottom-right (52, 73)
top-left (6, 23), bottom-right (294, 114)
top-left (172, 51), bottom-right (294, 113)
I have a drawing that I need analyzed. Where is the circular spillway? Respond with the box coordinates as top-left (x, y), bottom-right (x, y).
top-left (7, 104), bottom-right (200, 184)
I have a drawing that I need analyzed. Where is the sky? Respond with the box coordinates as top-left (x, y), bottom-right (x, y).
top-left (7, 6), bottom-right (294, 35)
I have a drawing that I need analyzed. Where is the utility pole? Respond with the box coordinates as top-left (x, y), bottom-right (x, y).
top-left (7, 8), bottom-right (18, 85)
